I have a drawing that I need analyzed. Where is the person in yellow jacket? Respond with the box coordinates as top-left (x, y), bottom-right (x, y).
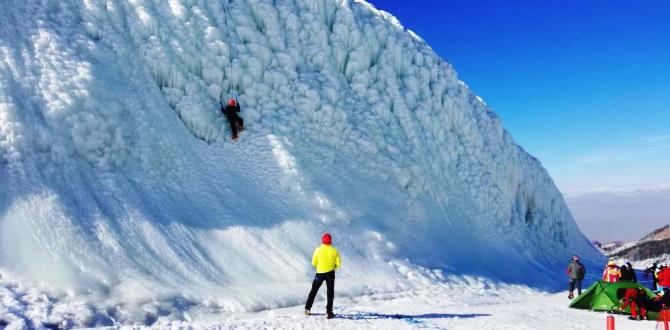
top-left (602, 260), bottom-right (621, 282)
top-left (304, 232), bottom-right (341, 319)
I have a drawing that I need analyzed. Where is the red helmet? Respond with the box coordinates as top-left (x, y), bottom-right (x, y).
top-left (321, 233), bottom-right (332, 245)
top-left (228, 98), bottom-right (236, 106)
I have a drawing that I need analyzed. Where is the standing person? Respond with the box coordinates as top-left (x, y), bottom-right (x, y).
top-left (657, 266), bottom-right (670, 291)
top-left (304, 233), bottom-right (341, 319)
top-left (645, 262), bottom-right (659, 290)
top-left (566, 255), bottom-right (586, 299)
top-left (626, 262), bottom-right (638, 283)
top-left (602, 260), bottom-right (621, 282)
top-left (620, 264), bottom-right (635, 282)
top-left (221, 98), bottom-right (244, 140)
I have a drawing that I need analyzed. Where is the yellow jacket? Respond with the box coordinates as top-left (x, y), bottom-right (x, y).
top-left (312, 244), bottom-right (341, 273)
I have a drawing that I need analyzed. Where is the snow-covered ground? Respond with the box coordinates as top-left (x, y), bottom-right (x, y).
top-left (4, 275), bottom-right (655, 330)
top-left (215, 290), bottom-right (653, 330)
top-left (0, 0), bottom-right (603, 327)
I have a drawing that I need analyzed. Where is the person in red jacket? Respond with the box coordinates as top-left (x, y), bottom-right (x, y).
top-left (619, 288), bottom-right (649, 320)
top-left (657, 266), bottom-right (670, 291)
top-left (602, 260), bottom-right (621, 282)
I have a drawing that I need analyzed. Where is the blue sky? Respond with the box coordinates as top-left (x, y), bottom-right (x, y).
top-left (368, 0), bottom-right (670, 194)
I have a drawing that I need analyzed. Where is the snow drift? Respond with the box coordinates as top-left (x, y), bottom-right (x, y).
top-left (0, 0), bottom-right (601, 326)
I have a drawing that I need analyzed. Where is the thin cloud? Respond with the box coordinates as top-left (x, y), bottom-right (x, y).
top-left (562, 183), bottom-right (670, 198)
top-left (575, 134), bottom-right (670, 165)
top-left (574, 146), bottom-right (630, 165)
top-left (641, 134), bottom-right (670, 143)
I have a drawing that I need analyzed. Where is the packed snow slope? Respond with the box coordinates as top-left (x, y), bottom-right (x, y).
top-left (0, 0), bottom-right (602, 324)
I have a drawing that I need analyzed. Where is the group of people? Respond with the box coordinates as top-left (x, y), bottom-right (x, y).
top-left (565, 257), bottom-right (661, 299)
top-left (618, 261), bottom-right (670, 321)
top-left (567, 256), bottom-right (670, 321)
top-left (601, 260), bottom-right (638, 283)
top-left (617, 286), bottom-right (670, 321)
top-left (644, 262), bottom-right (670, 291)
top-left (601, 259), bottom-right (670, 291)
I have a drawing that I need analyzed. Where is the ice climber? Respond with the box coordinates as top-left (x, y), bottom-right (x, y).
top-left (304, 233), bottom-right (341, 319)
top-left (566, 255), bottom-right (585, 299)
top-left (602, 260), bottom-right (621, 282)
top-left (221, 98), bottom-right (244, 140)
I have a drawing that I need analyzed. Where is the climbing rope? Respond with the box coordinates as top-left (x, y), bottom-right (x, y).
top-left (220, 0), bottom-right (238, 103)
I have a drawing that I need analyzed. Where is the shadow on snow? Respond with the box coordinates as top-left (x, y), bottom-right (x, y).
top-left (311, 312), bottom-right (491, 320)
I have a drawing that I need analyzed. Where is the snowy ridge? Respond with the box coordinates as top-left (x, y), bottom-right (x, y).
top-left (0, 0), bottom-right (601, 326)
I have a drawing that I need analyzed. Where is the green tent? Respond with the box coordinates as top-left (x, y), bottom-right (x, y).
top-left (570, 280), bottom-right (661, 320)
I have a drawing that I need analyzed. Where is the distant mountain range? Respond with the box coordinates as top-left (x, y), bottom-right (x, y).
top-left (604, 224), bottom-right (670, 263)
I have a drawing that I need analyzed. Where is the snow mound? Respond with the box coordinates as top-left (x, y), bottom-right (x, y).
top-left (0, 0), bottom-right (602, 326)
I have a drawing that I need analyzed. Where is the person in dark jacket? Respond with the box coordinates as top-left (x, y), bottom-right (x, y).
top-left (620, 262), bottom-right (637, 282)
top-left (566, 255), bottom-right (586, 299)
top-left (620, 264), bottom-right (629, 281)
top-left (635, 289), bottom-right (654, 319)
top-left (644, 288), bottom-right (670, 313)
top-left (645, 262), bottom-right (659, 291)
top-left (620, 264), bottom-right (637, 282)
top-left (221, 98), bottom-right (244, 140)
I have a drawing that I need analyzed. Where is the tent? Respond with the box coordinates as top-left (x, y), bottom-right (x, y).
top-left (570, 280), bottom-right (661, 319)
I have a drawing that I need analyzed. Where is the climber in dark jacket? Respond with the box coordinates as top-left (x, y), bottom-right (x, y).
top-left (221, 98), bottom-right (244, 140)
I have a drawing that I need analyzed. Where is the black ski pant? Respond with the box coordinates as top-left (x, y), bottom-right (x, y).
top-left (226, 113), bottom-right (244, 136)
top-left (305, 271), bottom-right (335, 313)
top-left (569, 279), bottom-right (582, 295)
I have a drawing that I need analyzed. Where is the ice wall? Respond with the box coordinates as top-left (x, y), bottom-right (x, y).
top-left (0, 0), bottom-right (602, 326)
